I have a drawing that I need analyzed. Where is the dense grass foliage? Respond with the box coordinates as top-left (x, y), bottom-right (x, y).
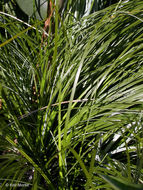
top-left (0, 0), bottom-right (143, 189)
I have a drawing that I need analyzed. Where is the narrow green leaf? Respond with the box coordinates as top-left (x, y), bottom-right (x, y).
top-left (100, 174), bottom-right (143, 190)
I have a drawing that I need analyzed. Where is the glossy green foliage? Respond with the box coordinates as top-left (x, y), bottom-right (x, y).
top-left (101, 175), bottom-right (143, 190)
top-left (0, 0), bottom-right (143, 189)
top-left (16, 0), bottom-right (48, 20)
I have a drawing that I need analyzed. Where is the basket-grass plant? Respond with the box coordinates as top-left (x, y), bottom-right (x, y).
top-left (0, 0), bottom-right (143, 189)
